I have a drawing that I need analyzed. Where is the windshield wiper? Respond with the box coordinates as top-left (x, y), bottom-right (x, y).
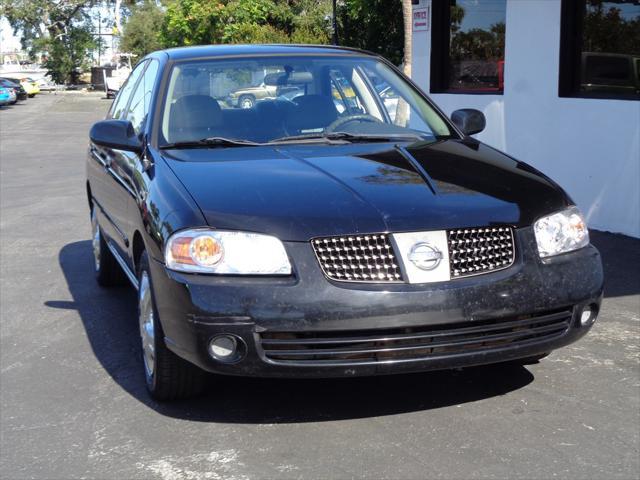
top-left (160, 137), bottom-right (260, 149)
top-left (269, 131), bottom-right (425, 144)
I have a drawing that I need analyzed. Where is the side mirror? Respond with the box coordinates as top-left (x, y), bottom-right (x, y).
top-left (90, 119), bottom-right (142, 153)
top-left (451, 109), bottom-right (486, 136)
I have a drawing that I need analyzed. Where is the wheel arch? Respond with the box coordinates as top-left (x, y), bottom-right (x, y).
top-left (132, 230), bottom-right (146, 275)
top-left (86, 181), bottom-right (93, 211)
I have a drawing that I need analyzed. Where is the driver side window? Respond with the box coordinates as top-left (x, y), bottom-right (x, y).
top-left (125, 60), bottom-right (159, 135)
top-left (109, 61), bottom-right (147, 119)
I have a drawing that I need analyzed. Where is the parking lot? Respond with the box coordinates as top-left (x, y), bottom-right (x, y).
top-left (0, 92), bottom-right (638, 479)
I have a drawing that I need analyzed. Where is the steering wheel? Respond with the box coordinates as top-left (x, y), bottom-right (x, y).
top-left (325, 114), bottom-right (382, 133)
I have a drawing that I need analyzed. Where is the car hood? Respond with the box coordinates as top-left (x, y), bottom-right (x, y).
top-left (162, 139), bottom-right (570, 241)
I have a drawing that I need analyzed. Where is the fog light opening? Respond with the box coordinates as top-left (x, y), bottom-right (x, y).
top-left (208, 334), bottom-right (245, 363)
top-left (580, 305), bottom-right (597, 326)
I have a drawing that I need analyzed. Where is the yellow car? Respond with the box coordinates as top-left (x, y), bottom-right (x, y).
top-left (9, 77), bottom-right (40, 97)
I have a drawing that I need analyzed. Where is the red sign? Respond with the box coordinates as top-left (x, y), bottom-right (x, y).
top-left (413, 7), bottom-right (429, 32)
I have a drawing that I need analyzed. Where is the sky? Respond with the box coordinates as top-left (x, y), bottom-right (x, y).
top-left (0, 17), bottom-right (22, 53)
top-left (457, 0), bottom-right (507, 32)
top-left (0, 4), bottom-right (116, 63)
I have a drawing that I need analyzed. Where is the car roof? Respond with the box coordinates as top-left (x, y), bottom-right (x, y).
top-left (155, 44), bottom-right (377, 61)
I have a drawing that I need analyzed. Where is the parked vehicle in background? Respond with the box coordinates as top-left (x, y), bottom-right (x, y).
top-left (36, 77), bottom-right (58, 92)
top-left (226, 81), bottom-right (278, 108)
top-left (104, 53), bottom-right (136, 98)
top-left (88, 45), bottom-right (603, 401)
top-left (7, 77), bottom-right (40, 97)
top-left (6, 87), bottom-right (17, 104)
top-left (581, 52), bottom-right (640, 95)
top-left (0, 78), bottom-right (28, 101)
top-left (0, 87), bottom-right (10, 106)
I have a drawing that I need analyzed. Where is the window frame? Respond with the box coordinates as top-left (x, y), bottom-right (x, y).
top-left (430, 0), bottom-right (506, 95)
top-left (559, 0), bottom-right (640, 101)
top-left (108, 60), bottom-right (148, 120)
top-left (125, 59), bottom-right (160, 135)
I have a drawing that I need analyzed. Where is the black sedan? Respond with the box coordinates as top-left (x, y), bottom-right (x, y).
top-left (87, 45), bottom-right (603, 400)
top-left (0, 78), bottom-right (27, 102)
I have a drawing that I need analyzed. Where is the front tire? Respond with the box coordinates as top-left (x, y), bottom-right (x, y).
top-left (91, 207), bottom-right (122, 287)
top-left (238, 94), bottom-right (255, 109)
top-left (138, 252), bottom-right (206, 400)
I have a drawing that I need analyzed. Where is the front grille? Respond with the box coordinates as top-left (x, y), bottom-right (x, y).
top-left (447, 227), bottom-right (515, 278)
top-left (311, 234), bottom-right (403, 282)
top-left (312, 227), bottom-right (516, 283)
top-left (259, 309), bottom-right (572, 365)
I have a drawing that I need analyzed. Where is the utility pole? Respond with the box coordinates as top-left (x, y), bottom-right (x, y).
top-left (97, 10), bottom-right (102, 65)
top-left (332, 0), bottom-right (338, 45)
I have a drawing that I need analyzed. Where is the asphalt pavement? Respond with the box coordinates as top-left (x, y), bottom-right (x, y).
top-left (1, 93), bottom-right (639, 480)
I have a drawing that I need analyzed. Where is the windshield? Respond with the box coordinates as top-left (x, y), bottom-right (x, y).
top-left (159, 55), bottom-right (453, 146)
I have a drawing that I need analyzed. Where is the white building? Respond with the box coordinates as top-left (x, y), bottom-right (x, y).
top-left (411, 0), bottom-right (640, 238)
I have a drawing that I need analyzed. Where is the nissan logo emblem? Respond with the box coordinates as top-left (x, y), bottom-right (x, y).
top-left (408, 242), bottom-right (443, 271)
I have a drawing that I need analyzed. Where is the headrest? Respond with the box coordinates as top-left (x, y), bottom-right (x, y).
top-left (169, 95), bottom-right (223, 132)
top-left (286, 95), bottom-right (338, 132)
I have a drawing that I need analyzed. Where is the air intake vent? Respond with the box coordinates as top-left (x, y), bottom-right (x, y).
top-left (312, 234), bottom-right (403, 283)
top-left (447, 227), bottom-right (515, 278)
top-left (259, 309), bottom-right (572, 365)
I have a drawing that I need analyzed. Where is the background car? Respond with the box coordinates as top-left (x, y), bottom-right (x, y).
top-left (6, 86), bottom-right (17, 104)
top-left (227, 80), bottom-right (277, 108)
top-left (0, 87), bottom-right (10, 106)
top-left (0, 78), bottom-right (28, 101)
top-left (581, 52), bottom-right (640, 95)
top-left (7, 77), bottom-right (40, 97)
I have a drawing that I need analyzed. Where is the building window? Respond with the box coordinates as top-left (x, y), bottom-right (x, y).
top-left (431, 0), bottom-right (506, 94)
top-left (560, 0), bottom-right (640, 100)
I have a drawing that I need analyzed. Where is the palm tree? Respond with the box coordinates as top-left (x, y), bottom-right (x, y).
top-left (395, 0), bottom-right (412, 126)
top-left (401, 0), bottom-right (412, 77)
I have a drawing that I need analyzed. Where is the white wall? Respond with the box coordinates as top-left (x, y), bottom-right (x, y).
top-left (412, 0), bottom-right (640, 238)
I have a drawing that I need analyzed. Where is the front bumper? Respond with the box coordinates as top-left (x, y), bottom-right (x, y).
top-left (149, 227), bottom-right (604, 377)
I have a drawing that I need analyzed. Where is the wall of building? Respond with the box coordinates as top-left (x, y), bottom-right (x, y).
top-left (412, 0), bottom-right (640, 238)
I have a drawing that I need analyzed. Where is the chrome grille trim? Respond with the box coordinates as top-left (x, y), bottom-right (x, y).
top-left (447, 227), bottom-right (515, 278)
top-left (311, 234), bottom-right (404, 283)
top-left (259, 309), bottom-right (572, 365)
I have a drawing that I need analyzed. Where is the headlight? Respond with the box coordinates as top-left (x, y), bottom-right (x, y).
top-left (165, 229), bottom-right (291, 275)
top-left (534, 206), bottom-right (589, 258)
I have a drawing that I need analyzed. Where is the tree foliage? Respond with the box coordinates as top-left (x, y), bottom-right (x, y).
top-left (41, 25), bottom-right (98, 83)
top-left (583, 0), bottom-right (640, 55)
top-left (160, 0), bottom-right (331, 47)
top-left (337, 0), bottom-right (404, 65)
top-left (0, 0), bottom-right (419, 82)
top-left (120, 0), bottom-right (165, 59)
top-left (0, 0), bottom-right (98, 83)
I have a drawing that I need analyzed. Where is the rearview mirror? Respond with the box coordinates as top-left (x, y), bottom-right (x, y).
top-left (451, 109), bottom-right (486, 136)
top-left (90, 119), bottom-right (142, 153)
top-left (264, 71), bottom-right (313, 86)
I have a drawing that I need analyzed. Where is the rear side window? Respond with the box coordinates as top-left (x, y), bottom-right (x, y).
top-left (126, 60), bottom-right (159, 135)
top-left (109, 61), bottom-right (147, 119)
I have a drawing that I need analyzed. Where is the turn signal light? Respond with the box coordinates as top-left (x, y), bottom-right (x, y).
top-left (168, 234), bottom-right (223, 267)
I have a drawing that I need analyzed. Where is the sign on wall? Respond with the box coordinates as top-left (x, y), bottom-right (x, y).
top-left (413, 7), bottom-right (429, 32)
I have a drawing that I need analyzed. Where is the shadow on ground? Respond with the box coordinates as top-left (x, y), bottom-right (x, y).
top-left (46, 240), bottom-right (540, 423)
top-left (589, 230), bottom-right (640, 299)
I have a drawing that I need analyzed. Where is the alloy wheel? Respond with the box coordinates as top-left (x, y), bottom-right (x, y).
top-left (138, 272), bottom-right (155, 380)
top-left (91, 210), bottom-right (101, 271)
